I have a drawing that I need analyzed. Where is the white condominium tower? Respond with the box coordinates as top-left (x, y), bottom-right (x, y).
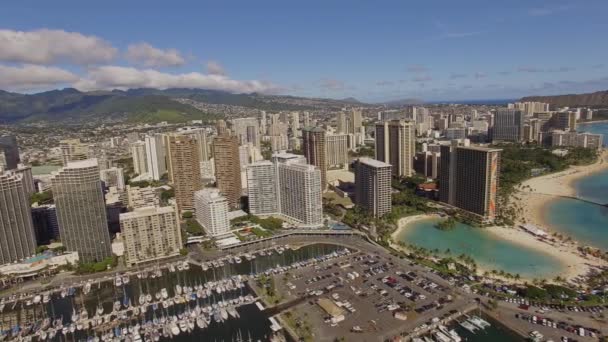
top-left (131, 141), bottom-right (148, 175)
top-left (144, 134), bottom-right (167, 180)
top-left (194, 188), bottom-right (230, 237)
top-left (51, 159), bottom-right (112, 263)
top-left (375, 120), bottom-right (415, 177)
top-left (246, 161), bottom-right (278, 215)
top-left (0, 171), bottom-right (37, 265)
top-left (276, 154), bottom-right (323, 228)
top-left (120, 206), bottom-right (182, 267)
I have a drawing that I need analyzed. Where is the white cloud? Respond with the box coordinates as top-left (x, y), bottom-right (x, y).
top-left (407, 64), bottom-right (429, 73)
top-left (0, 29), bottom-right (117, 65)
top-left (206, 61), bottom-right (225, 76)
top-left (74, 66), bottom-right (278, 94)
top-left (126, 42), bottom-right (185, 67)
top-left (0, 64), bottom-right (79, 91)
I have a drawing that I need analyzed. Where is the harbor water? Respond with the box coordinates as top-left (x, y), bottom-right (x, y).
top-left (0, 243), bottom-right (345, 341)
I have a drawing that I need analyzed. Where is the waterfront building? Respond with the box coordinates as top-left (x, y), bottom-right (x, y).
top-left (144, 134), bottom-right (167, 180)
top-left (246, 161), bottom-right (278, 215)
top-left (554, 111), bottom-right (578, 132)
top-left (194, 188), bottom-right (230, 237)
top-left (167, 134), bottom-right (202, 212)
top-left (302, 126), bottom-right (327, 190)
top-left (0, 171), bottom-right (37, 265)
top-left (354, 158), bottom-right (392, 218)
top-left (213, 133), bottom-right (242, 209)
top-left (550, 130), bottom-right (603, 150)
top-left (492, 109), bottom-right (525, 142)
top-left (120, 206), bottom-right (182, 267)
top-left (375, 120), bottom-right (415, 177)
top-left (439, 141), bottom-right (501, 221)
top-left (276, 154), bottom-right (323, 228)
top-left (51, 159), bottom-right (112, 262)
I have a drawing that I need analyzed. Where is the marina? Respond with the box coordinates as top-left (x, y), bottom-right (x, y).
top-left (0, 243), bottom-right (352, 341)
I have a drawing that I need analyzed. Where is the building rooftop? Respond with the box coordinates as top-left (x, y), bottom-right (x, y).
top-left (457, 145), bottom-right (502, 153)
top-left (358, 157), bottom-right (391, 168)
top-left (65, 158), bottom-right (99, 168)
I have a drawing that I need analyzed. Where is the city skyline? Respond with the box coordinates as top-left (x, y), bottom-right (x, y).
top-left (0, 1), bottom-right (607, 102)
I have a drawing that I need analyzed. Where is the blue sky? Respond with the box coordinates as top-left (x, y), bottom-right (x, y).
top-left (0, 0), bottom-right (606, 102)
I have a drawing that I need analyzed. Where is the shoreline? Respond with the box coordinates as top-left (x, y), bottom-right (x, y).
top-left (516, 149), bottom-right (608, 235)
top-left (391, 214), bottom-right (603, 281)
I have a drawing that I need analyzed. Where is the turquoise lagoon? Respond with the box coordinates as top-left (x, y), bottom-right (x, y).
top-left (395, 217), bottom-right (565, 279)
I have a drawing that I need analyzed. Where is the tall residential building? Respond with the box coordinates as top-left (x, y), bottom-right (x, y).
top-left (60, 139), bottom-right (88, 166)
top-left (276, 155), bottom-right (323, 228)
top-left (375, 120), bottom-right (415, 177)
top-left (354, 158), bottom-right (392, 218)
top-left (492, 109), bottom-right (525, 142)
top-left (0, 171), bottom-right (37, 265)
top-left (194, 188), bottom-right (230, 237)
top-left (51, 159), bottom-right (112, 262)
top-left (260, 111), bottom-right (267, 135)
top-left (144, 134), bottom-right (167, 180)
top-left (100, 167), bottom-right (125, 190)
top-left (213, 134), bottom-right (242, 209)
top-left (127, 185), bottom-right (160, 209)
top-left (31, 204), bottom-right (59, 245)
top-left (231, 117), bottom-right (260, 147)
top-left (439, 141), bottom-right (501, 221)
top-left (0, 135), bottom-right (20, 170)
top-left (550, 131), bottom-right (603, 150)
top-left (131, 141), bottom-right (148, 175)
top-left (246, 161), bottom-right (278, 215)
top-left (509, 101), bottom-right (550, 115)
top-left (302, 127), bottom-right (327, 190)
top-left (120, 206), bottom-right (182, 267)
top-left (303, 112), bottom-right (311, 128)
top-left (290, 112), bottom-right (301, 137)
top-left (168, 135), bottom-right (202, 212)
top-left (414, 151), bottom-right (441, 179)
top-left (326, 134), bottom-right (349, 169)
top-left (554, 111), bottom-right (577, 132)
top-left (336, 110), bottom-right (363, 146)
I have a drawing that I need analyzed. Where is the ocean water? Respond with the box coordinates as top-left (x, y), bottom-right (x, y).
top-left (544, 121), bottom-right (608, 250)
top-left (395, 218), bottom-right (565, 279)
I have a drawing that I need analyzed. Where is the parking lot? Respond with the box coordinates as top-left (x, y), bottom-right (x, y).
top-left (274, 249), bottom-right (473, 341)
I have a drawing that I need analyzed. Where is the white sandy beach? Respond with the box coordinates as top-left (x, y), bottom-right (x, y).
top-left (391, 214), bottom-right (604, 282)
top-left (515, 150), bottom-right (608, 233)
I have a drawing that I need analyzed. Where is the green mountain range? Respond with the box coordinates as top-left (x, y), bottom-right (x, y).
top-left (0, 88), bottom-right (364, 124)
